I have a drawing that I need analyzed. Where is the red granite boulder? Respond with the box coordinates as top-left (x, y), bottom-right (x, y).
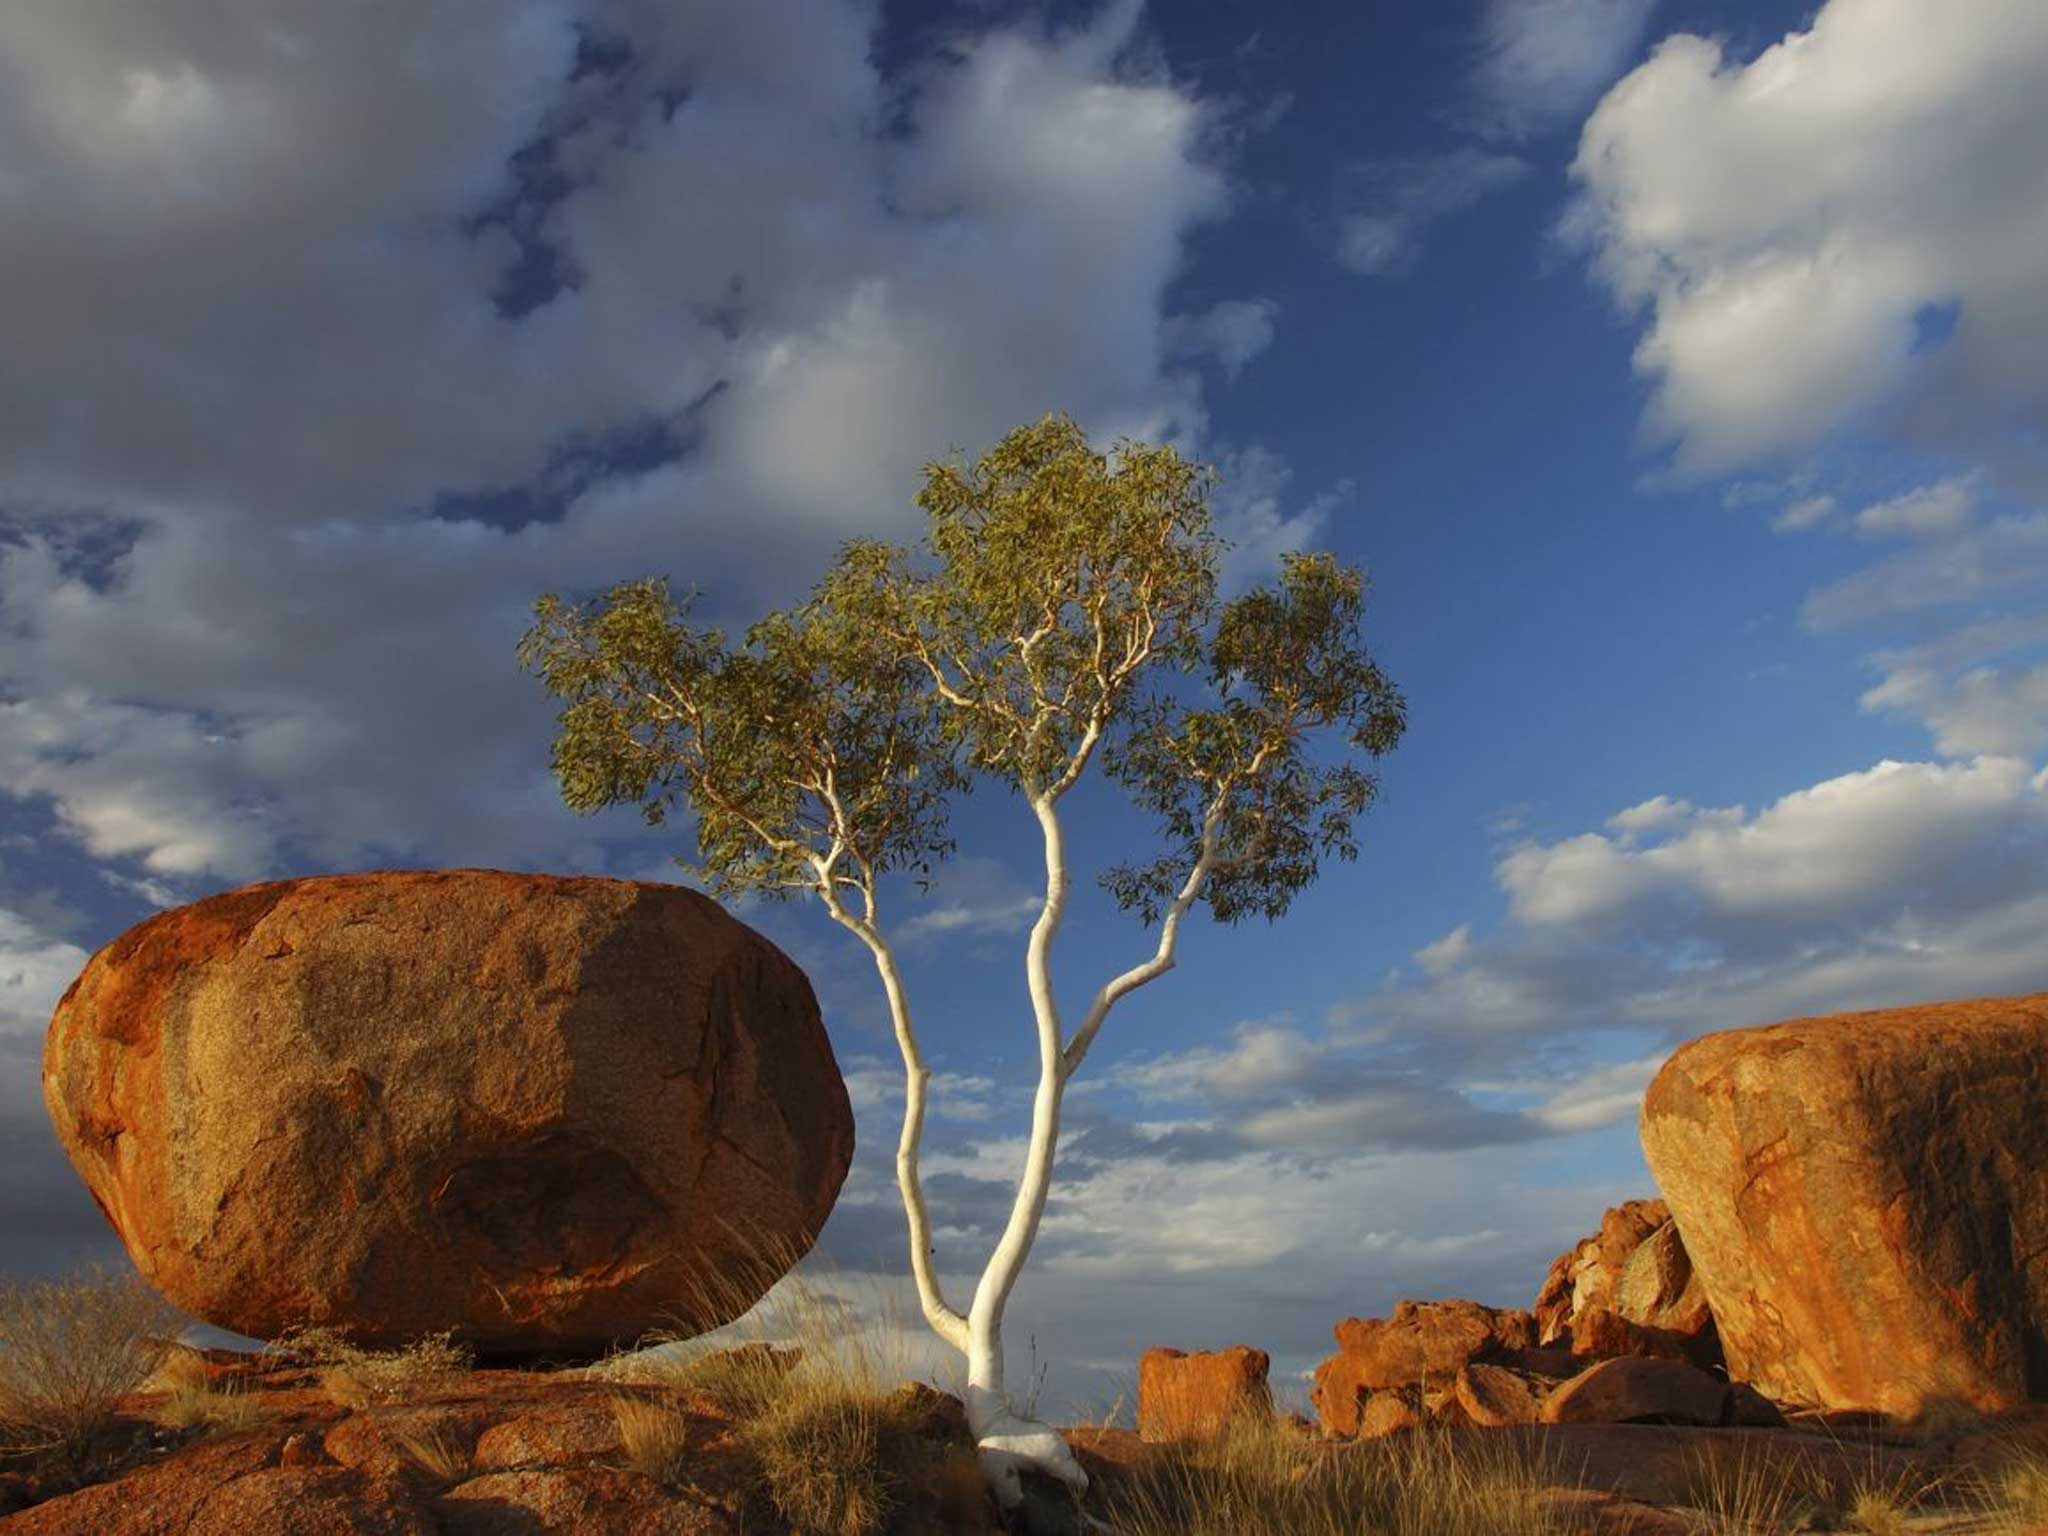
top-left (1641, 993), bottom-right (2048, 1417)
top-left (43, 870), bottom-right (855, 1361)
top-left (1137, 1345), bottom-right (1272, 1441)
top-left (1311, 1299), bottom-right (1538, 1436)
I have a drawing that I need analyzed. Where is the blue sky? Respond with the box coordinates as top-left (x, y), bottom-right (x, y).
top-left (5, 0), bottom-right (2047, 1418)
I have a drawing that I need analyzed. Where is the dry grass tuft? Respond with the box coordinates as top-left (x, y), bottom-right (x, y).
top-left (390, 1424), bottom-right (472, 1486)
top-left (1957, 1439), bottom-right (2048, 1535)
top-left (0, 1267), bottom-right (180, 1483)
top-left (273, 1325), bottom-right (474, 1409)
top-left (744, 1389), bottom-right (891, 1536)
top-left (612, 1392), bottom-right (692, 1486)
top-left (1099, 1412), bottom-right (1600, 1536)
top-left (589, 1224), bottom-right (965, 1536)
top-left (145, 1346), bottom-right (266, 1437)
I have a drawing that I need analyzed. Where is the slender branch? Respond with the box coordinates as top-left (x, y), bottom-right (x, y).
top-left (813, 868), bottom-right (970, 1353)
top-left (1060, 788), bottom-right (1231, 1079)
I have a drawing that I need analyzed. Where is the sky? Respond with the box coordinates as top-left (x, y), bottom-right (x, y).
top-left (4, 0), bottom-right (2048, 1421)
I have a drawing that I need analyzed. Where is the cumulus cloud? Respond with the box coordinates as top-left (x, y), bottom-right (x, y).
top-left (1855, 477), bottom-right (1978, 539)
top-left (1471, 0), bottom-right (1660, 139)
top-left (1335, 751), bottom-right (2048, 1084)
top-left (1162, 298), bottom-right (1279, 381)
top-left (1566, 0), bottom-right (2048, 484)
top-left (1801, 513), bottom-right (2048, 631)
top-left (0, 0), bottom-right (1280, 891)
top-left (1861, 615), bottom-right (2048, 760)
top-left (1334, 150), bottom-right (1528, 278)
top-left (1500, 756), bottom-right (2046, 931)
top-left (0, 908), bottom-right (89, 1041)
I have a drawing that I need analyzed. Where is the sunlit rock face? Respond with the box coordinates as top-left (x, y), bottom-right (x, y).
top-left (1642, 993), bottom-right (2048, 1417)
top-left (43, 869), bottom-right (854, 1362)
top-left (1532, 1197), bottom-right (1723, 1373)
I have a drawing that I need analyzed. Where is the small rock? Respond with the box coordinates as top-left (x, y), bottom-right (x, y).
top-left (1454, 1363), bottom-right (1549, 1426)
top-left (277, 1431), bottom-right (330, 1468)
top-left (1357, 1387), bottom-right (1424, 1438)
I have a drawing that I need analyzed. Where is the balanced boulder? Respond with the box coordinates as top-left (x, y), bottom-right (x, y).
top-left (43, 869), bottom-right (855, 1361)
top-left (1641, 992), bottom-right (2048, 1416)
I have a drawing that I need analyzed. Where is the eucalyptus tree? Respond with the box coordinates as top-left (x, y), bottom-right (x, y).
top-left (518, 414), bottom-right (1406, 1509)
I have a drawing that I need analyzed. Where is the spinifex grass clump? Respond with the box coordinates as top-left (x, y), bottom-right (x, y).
top-left (145, 1345), bottom-right (265, 1436)
top-left (273, 1324), bottom-right (473, 1409)
top-left (1098, 1413), bottom-right (1599, 1536)
top-left (0, 1267), bottom-right (179, 1485)
top-left (593, 1233), bottom-right (987, 1536)
top-left (611, 1390), bottom-right (693, 1486)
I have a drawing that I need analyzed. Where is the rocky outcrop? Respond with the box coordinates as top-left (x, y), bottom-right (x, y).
top-left (1641, 993), bottom-right (2048, 1417)
top-left (1310, 1300), bottom-right (1539, 1436)
top-left (43, 870), bottom-right (855, 1361)
top-left (1533, 1200), bottom-right (1721, 1372)
top-left (1136, 1346), bottom-right (1272, 1441)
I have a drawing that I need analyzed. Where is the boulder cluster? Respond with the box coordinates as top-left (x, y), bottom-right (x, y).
top-left (1142, 991), bottom-right (2048, 1441)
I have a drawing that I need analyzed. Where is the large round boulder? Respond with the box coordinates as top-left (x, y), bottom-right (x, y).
top-left (43, 869), bottom-right (855, 1361)
top-left (1641, 993), bottom-right (2048, 1417)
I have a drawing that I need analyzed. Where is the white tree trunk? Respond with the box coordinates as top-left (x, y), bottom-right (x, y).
top-left (821, 789), bottom-right (1229, 1519)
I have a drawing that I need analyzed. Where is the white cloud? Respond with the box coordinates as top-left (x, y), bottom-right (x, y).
top-left (1334, 150), bottom-right (1528, 278)
top-left (1413, 923), bottom-right (1472, 977)
top-left (1772, 495), bottom-right (1837, 534)
top-left (1604, 794), bottom-right (1691, 840)
top-left (896, 855), bottom-right (1043, 944)
top-left (0, 908), bottom-right (90, 1040)
top-left (1855, 477), bottom-right (1977, 539)
top-left (0, 0), bottom-right (1286, 887)
top-left (1526, 1053), bottom-right (1662, 1132)
top-left (1501, 755), bottom-right (2045, 930)
top-left (1566, 0), bottom-right (2048, 484)
top-left (1801, 513), bottom-right (2048, 631)
top-left (1204, 444), bottom-right (1354, 596)
top-left (1472, 0), bottom-right (1660, 139)
top-left (1162, 298), bottom-right (1279, 381)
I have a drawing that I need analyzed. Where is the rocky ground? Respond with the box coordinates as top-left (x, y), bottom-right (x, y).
top-left (9, 1349), bottom-right (2048, 1534)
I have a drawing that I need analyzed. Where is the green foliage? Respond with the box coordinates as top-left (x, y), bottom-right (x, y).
top-left (518, 411), bottom-right (1405, 932)
top-left (1100, 551), bottom-right (1407, 925)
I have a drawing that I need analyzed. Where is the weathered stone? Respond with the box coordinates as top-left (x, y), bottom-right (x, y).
top-left (1313, 1298), bottom-right (1538, 1436)
top-left (1310, 1349), bottom-right (1377, 1437)
top-left (1535, 1200), bottom-right (1722, 1374)
top-left (1137, 1345), bottom-right (1272, 1441)
top-left (1541, 1356), bottom-right (1732, 1427)
top-left (1455, 1363), bottom-right (1551, 1426)
top-left (1331, 1299), bottom-right (1537, 1381)
top-left (1533, 1200), bottom-right (1669, 1346)
top-left (1357, 1387), bottom-right (1424, 1438)
top-left (43, 870), bottom-right (854, 1361)
top-left (1569, 1305), bottom-right (1695, 1365)
top-left (437, 1468), bottom-right (737, 1534)
top-left (1641, 992), bottom-right (2048, 1416)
